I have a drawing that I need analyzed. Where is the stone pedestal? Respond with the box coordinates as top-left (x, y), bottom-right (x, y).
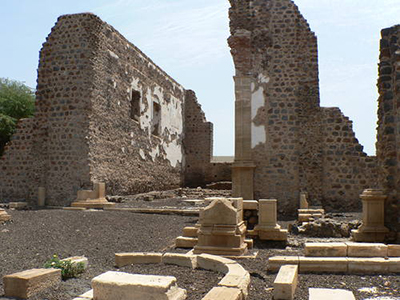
top-left (0, 208), bottom-right (11, 223)
top-left (253, 199), bottom-right (287, 241)
top-left (193, 198), bottom-right (248, 256)
top-left (352, 189), bottom-right (389, 242)
top-left (232, 161), bottom-right (256, 200)
top-left (71, 182), bottom-right (115, 209)
top-left (38, 187), bottom-right (46, 207)
top-left (299, 192), bottom-right (309, 209)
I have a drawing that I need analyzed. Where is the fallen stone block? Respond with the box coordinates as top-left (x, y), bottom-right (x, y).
top-left (268, 256), bottom-right (299, 272)
top-left (92, 271), bottom-right (186, 300)
top-left (175, 236), bottom-right (197, 248)
top-left (346, 242), bottom-right (388, 257)
top-left (202, 286), bottom-right (242, 300)
top-left (3, 268), bottom-right (61, 299)
top-left (9, 202), bottom-right (28, 209)
top-left (73, 289), bottom-right (93, 300)
top-left (162, 253), bottom-right (197, 269)
top-left (61, 256), bottom-right (89, 271)
top-left (115, 252), bottom-right (162, 268)
top-left (299, 257), bottom-right (348, 273)
top-left (0, 209), bottom-right (11, 223)
top-left (273, 265), bottom-right (298, 300)
top-left (309, 288), bottom-right (355, 300)
top-left (304, 242), bottom-right (347, 257)
top-left (196, 253), bottom-right (236, 273)
top-left (388, 244), bottom-right (400, 257)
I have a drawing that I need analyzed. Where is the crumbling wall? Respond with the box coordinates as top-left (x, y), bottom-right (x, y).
top-left (376, 25), bottom-right (400, 241)
top-left (183, 90), bottom-right (213, 187)
top-left (87, 15), bottom-right (186, 195)
top-left (229, 0), bottom-right (377, 214)
top-left (0, 119), bottom-right (34, 201)
top-left (1, 13), bottom-right (213, 205)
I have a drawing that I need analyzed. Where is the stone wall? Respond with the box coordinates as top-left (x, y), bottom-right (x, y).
top-left (229, 0), bottom-right (377, 214)
top-left (376, 25), bottom-right (400, 241)
top-left (183, 90), bottom-right (213, 187)
top-left (0, 13), bottom-right (214, 205)
top-left (87, 14), bottom-right (186, 195)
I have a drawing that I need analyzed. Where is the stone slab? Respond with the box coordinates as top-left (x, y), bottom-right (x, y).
top-left (304, 243), bottom-right (347, 257)
top-left (63, 207), bottom-right (87, 211)
top-left (182, 226), bottom-right (198, 237)
top-left (309, 288), bottom-right (355, 300)
top-left (243, 200), bottom-right (258, 210)
top-left (219, 264), bottom-right (250, 298)
top-left (61, 256), bottom-right (89, 270)
top-left (73, 289), bottom-right (93, 300)
top-left (202, 286), bottom-right (242, 300)
top-left (92, 271), bottom-right (186, 300)
top-left (8, 202), bottom-right (28, 209)
top-left (388, 257), bottom-right (400, 273)
top-left (3, 268), bottom-right (61, 299)
top-left (175, 236), bottom-right (197, 248)
top-left (274, 265), bottom-right (298, 300)
top-left (268, 256), bottom-right (300, 272)
top-left (196, 254), bottom-right (236, 274)
top-left (346, 242), bottom-right (388, 257)
top-left (347, 257), bottom-right (389, 274)
top-left (299, 257), bottom-right (348, 273)
top-left (115, 252), bottom-right (162, 267)
top-left (388, 245), bottom-right (400, 257)
top-left (257, 228), bottom-right (288, 241)
top-left (162, 253), bottom-right (197, 269)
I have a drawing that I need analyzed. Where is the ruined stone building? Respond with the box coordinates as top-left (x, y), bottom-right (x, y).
top-left (229, 0), bottom-right (378, 214)
top-left (0, 13), bottom-right (226, 206)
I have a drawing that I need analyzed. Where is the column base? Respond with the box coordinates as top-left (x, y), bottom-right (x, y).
top-left (232, 161), bottom-right (256, 200)
top-left (351, 226), bottom-right (389, 243)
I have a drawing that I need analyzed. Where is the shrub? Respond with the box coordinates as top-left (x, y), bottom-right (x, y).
top-left (44, 254), bottom-right (85, 280)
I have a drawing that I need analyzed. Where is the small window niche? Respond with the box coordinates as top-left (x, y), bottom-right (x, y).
top-left (130, 90), bottom-right (141, 121)
top-left (152, 102), bottom-right (161, 136)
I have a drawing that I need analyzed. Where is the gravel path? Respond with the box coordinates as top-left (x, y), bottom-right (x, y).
top-left (0, 208), bottom-right (399, 300)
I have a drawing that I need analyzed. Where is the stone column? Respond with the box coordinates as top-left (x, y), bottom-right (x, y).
top-left (232, 75), bottom-right (256, 200)
top-left (352, 189), bottom-right (389, 242)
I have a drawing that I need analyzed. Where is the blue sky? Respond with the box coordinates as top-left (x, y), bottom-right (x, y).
top-left (1, 1), bottom-right (400, 156)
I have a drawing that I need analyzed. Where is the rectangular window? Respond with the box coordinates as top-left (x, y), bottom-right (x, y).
top-left (152, 102), bottom-right (161, 136)
top-left (130, 90), bottom-right (141, 121)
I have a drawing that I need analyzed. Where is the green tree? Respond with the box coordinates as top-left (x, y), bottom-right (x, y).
top-left (0, 78), bottom-right (35, 155)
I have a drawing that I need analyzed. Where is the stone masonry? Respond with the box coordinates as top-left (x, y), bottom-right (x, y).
top-left (229, 0), bottom-right (378, 214)
top-left (0, 13), bottom-right (213, 206)
top-left (376, 25), bottom-right (400, 242)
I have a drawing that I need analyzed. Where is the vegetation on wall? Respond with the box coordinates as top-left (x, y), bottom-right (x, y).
top-left (0, 78), bottom-right (35, 155)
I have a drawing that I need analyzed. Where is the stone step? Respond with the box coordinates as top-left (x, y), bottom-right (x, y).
top-left (175, 236), bottom-right (198, 248)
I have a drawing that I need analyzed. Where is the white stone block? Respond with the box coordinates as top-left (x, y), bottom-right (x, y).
top-left (268, 256), bottom-right (299, 272)
top-left (92, 271), bottom-right (186, 300)
top-left (196, 254), bottom-right (236, 274)
top-left (162, 253), bottom-right (197, 269)
top-left (309, 288), bottom-right (355, 300)
top-left (115, 252), bottom-right (162, 267)
top-left (388, 244), bottom-right (400, 257)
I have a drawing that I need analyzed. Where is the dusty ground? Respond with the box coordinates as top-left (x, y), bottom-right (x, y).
top-left (0, 195), bottom-right (399, 300)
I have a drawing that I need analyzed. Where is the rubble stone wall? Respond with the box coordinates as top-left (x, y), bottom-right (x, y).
top-left (87, 14), bottom-right (186, 195)
top-left (183, 90), bottom-right (214, 187)
top-left (1, 13), bottom-right (216, 205)
top-left (229, 0), bottom-right (377, 214)
top-left (376, 25), bottom-right (400, 240)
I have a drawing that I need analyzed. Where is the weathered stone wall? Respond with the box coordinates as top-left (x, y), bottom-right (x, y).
top-left (1, 13), bottom-right (215, 205)
top-left (87, 14), bottom-right (186, 195)
top-left (0, 119), bottom-right (34, 201)
top-left (229, 0), bottom-right (377, 214)
top-left (376, 25), bottom-right (400, 241)
top-left (183, 90), bottom-right (213, 187)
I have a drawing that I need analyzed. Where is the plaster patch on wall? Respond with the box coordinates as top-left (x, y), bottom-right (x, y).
top-left (251, 76), bottom-right (267, 148)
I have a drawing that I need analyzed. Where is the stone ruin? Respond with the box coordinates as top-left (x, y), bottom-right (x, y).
top-left (0, 0), bottom-right (398, 243)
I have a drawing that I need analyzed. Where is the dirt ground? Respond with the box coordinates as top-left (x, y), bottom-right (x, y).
top-left (0, 195), bottom-right (399, 300)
